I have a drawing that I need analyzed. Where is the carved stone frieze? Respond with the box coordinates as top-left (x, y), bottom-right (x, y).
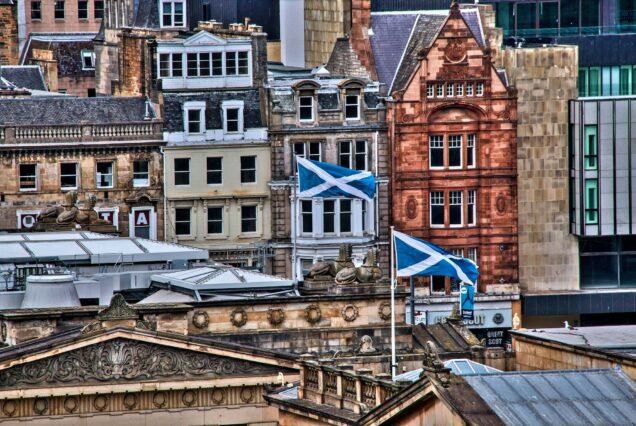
top-left (304, 305), bottom-right (322, 324)
top-left (98, 294), bottom-right (137, 320)
top-left (229, 308), bottom-right (248, 327)
top-left (0, 338), bottom-right (287, 389)
top-left (192, 311), bottom-right (209, 329)
top-left (267, 308), bottom-right (285, 326)
top-left (378, 302), bottom-right (392, 321)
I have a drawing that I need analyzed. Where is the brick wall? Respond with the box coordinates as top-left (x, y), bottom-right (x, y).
top-left (0, 2), bottom-right (18, 65)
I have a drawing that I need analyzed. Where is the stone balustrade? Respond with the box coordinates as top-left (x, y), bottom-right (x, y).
top-left (299, 359), bottom-right (408, 414)
top-left (0, 122), bottom-right (163, 143)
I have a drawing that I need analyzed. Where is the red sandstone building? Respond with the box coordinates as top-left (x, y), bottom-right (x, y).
top-left (339, 2), bottom-right (518, 294)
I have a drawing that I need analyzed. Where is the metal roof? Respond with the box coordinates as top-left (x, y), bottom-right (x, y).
top-left (463, 368), bottom-right (636, 426)
top-left (0, 231), bottom-right (208, 264)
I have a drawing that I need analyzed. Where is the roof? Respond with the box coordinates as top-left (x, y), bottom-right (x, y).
top-left (395, 358), bottom-right (501, 382)
top-left (0, 96), bottom-right (155, 125)
top-left (412, 322), bottom-right (480, 354)
top-left (369, 9), bottom-right (485, 93)
top-left (0, 66), bottom-right (47, 91)
top-left (20, 33), bottom-right (98, 77)
top-left (0, 231), bottom-right (208, 264)
top-left (464, 368), bottom-right (636, 426)
top-left (512, 325), bottom-right (636, 357)
top-left (144, 266), bottom-right (296, 303)
top-left (325, 37), bottom-right (372, 79)
top-left (132, 0), bottom-right (161, 29)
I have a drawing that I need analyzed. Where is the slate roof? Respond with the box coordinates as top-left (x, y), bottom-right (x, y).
top-left (463, 368), bottom-right (636, 426)
top-left (0, 96), bottom-right (155, 126)
top-left (132, 0), bottom-right (161, 29)
top-left (325, 37), bottom-right (371, 79)
top-left (369, 9), bottom-right (485, 94)
top-left (411, 322), bottom-right (480, 354)
top-left (0, 65), bottom-right (47, 91)
top-left (163, 90), bottom-right (263, 132)
top-left (20, 33), bottom-right (98, 77)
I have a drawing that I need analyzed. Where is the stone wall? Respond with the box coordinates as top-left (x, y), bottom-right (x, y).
top-left (0, 2), bottom-right (18, 66)
top-left (304, 0), bottom-right (350, 68)
top-left (503, 46), bottom-right (580, 293)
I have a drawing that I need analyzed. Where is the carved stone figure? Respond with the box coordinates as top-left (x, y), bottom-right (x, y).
top-left (421, 340), bottom-right (451, 387)
top-left (37, 192), bottom-right (117, 233)
top-left (335, 247), bottom-right (384, 285)
top-left (55, 191), bottom-right (80, 224)
top-left (335, 267), bottom-right (357, 284)
top-left (358, 335), bottom-right (377, 354)
top-left (307, 244), bottom-right (354, 278)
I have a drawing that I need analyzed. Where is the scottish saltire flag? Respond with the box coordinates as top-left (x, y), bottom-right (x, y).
top-left (393, 230), bottom-right (479, 285)
top-left (296, 157), bottom-right (375, 201)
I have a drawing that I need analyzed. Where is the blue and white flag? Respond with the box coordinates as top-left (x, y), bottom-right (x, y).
top-left (393, 230), bottom-right (479, 285)
top-left (296, 156), bottom-right (375, 201)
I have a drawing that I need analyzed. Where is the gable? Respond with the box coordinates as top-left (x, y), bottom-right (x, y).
top-left (0, 335), bottom-right (295, 390)
top-left (183, 31), bottom-right (228, 46)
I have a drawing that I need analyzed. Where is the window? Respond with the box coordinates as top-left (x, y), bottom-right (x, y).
top-left (585, 179), bottom-right (598, 224)
top-left (448, 135), bottom-right (462, 168)
top-left (456, 83), bottom-right (463, 96)
top-left (241, 205), bottom-right (257, 233)
top-left (187, 53), bottom-right (211, 77)
top-left (467, 134), bottom-right (475, 168)
top-left (225, 51), bottom-right (249, 75)
top-left (427, 83), bottom-right (434, 97)
top-left (161, 0), bottom-right (184, 27)
top-left (187, 109), bottom-right (203, 133)
top-left (436, 83), bottom-right (444, 97)
top-left (19, 164), bottom-right (37, 191)
top-left (299, 94), bottom-right (314, 121)
top-left (429, 135), bottom-right (444, 168)
top-left (158, 53), bottom-right (183, 78)
top-left (466, 83), bottom-right (474, 96)
top-left (206, 157), bottom-right (222, 185)
top-left (54, 0), bottom-right (64, 19)
top-left (31, 1), bottom-right (41, 19)
top-left (431, 276), bottom-right (445, 293)
top-left (446, 83), bottom-right (453, 97)
top-left (226, 51), bottom-right (236, 75)
top-left (207, 207), bottom-right (223, 234)
top-left (584, 125), bottom-right (598, 170)
top-left (240, 156), bottom-right (256, 183)
top-left (468, 247), bottom-right (478, 264)
top-left (212, 52), bottom-right (223, 75)
top-left (431, 192), bottom-right (444, 226)
top-left (94, 0), bottom-right (103, 18)
top-left (467, 190), bottom-right (476, 226)
top-left (449, 191), bottom-right (462, 226)
top-left (81, 51), bottom-right (95, 70)
top-left (174, 158), bottom-right (190, 186)
top-left (133, 160), bottom-right (149, 187)
top-left (338, 140), bottom-right (367, 170)
top-left (301, 200), bottom-right (313, 233)
top-left (60, 163), bottom-right (78, 189)
top-left (96, 162), bottom-right (113, 188)
top-left (174, 208), bottom-right (191, 235)
top-left (78, 0), bottom-right (88, 19)
top-left (450, 248), bottom-right (464, 292)
top-left (238, 51), bottom-right (249, 75)
top-left (340, 200), bottom-right (352, 233)
top-left (345, 91), bottom-right (360, 120)
top-left (476, 82), bottom-right (484, 96)
top-left (323, 200), bottom-right (335, 233)
top-left (294, 141), bottom-right (321, 171)
top-left (225, 108), bottom-right (240, 132)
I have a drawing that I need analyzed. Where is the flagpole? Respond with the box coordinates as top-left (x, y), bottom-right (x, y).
top-left (390, 226), bottom-right (396, 380)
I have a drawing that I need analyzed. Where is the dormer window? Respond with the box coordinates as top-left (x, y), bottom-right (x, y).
top-left (222, 100), bottom-right (244, 134)
top-left (226, 51), bottom-right (249, 75)
top-left (184, 101), bottom-right (206, 134)
top-left (299, 92), bottom-right (314, 122)
top-left (161, 0), bottom-right (184, 27)
top-left (345, 90), bottom-right (360, 120)
top-left (81, 50), bottom-right (95, 70)
top-left (159, 53), bottom-right (183, 77)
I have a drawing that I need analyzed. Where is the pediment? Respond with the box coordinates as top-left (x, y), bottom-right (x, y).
top-left (0, 333), bottom-right (295, 390)
top-left (183, 31), bottom-right (228, 46)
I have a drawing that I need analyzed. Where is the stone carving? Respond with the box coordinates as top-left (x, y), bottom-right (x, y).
top-left (192, 311), bottom-right (209, 329)
top-left (358, 335), bottom-right (377, 354)
top-left (152, 392), bottom-right (166, 408)
top-left (341, 304), bottom-right (359, 322)
top-left (2, 400), bottom-right (16, 417)
top-left (444, 38), bottom-right (467, 63)
top-left (406, 196), bottom-right (417, 219)
top-left (123, 393), bottom-right (137, 410)
top-left (304, 304), bottom-right (322, 324)
top-left (229, 308), bottom-right (248, 327)
top-left (421, 340), bottom-right (451, 387)
top-left (93, 395), bottom-right (108, 412)
top-left (33, 398), bottom-right (47, 415)
top-left (267, 308), bottom-right (285, 326)
top-left (240, 386), bottom-right (254, 403)
top-left (98, 294), bottom-right (137, 321)
top-left (0, 338), bottom-right (286, 389)
top-left (211, 388), bottom-right (225, 405)
top-left (378, 302), bottom-right (392, 321)
top-left (63, 396), bottom-right (78, 413)
top-left (335, 247), bottom-right (383, 284)
top-left (496, 193), bottom-right (507, 215)
top-left (182, 390), bottom-right (197, 407)
top-left (307, 244), bottom-right (354, 278)
top-left (37, 191), bottom-right (117, 233)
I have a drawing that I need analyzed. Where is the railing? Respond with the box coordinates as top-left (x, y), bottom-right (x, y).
top-left (0, 122), bottom-right (161, 144)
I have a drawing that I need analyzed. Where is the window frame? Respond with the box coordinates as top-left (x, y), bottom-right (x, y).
top-left (467, 190), bottom-right (476, 226)
top-left (448, 135), bottom-right (462, 169)
top-left (161, 0), bottom-right (185, 28)
top-left (338, 140), bottom-right (368, 170)
top-left (449, 191), bottom-right (463, 227)
top-left (294, 141), bottom-right (322, 172)
top-left (584, 179), bottom-right (598, 225)
top-left (222, 100), bottom-right (244, 134)
top-left (19, 164), bottom-right (38, 192)
top-left (467, 134), bottom-right (476, 168)
top-left (94, 0), bottom-right (104, 19)
top-left (206, 157), bottom-right (223, 185)
top-left (173, 158), bottom-right (191, 186)
top-left (31, 0), bottom-right (42, 20)
top-left (300, 200), bottom-right (313, 234)
top-left (456, 82), bottom-right (464, 96)
top-left (298, 94), bottom-right (314, 122)
top-left (429, 135), bottom-right (444, 169)
top-left (241, 205), bottom-right (258, 234)
top-left (427, 83), bottom-right (434, 98)
top-left (476, 82), bottom-right (484, 96)
top-left (466, 83), bottom-right (474, 96)
top-left (54, 0), bottom-right (65, 19)
top-left (78, 0), bottom-right (89, 19)
top-left (158, 53), bottom-right (183, 78)
top-left (344, 91), bottom-right (361, 120)
top-left (240, 155), bottom-right (257, 184)
top-left (133, 160), bottom-right (150, 188)
top-left (206, 206), bottom-right (224, 235)
top-left (436, 83), bottom-right (444, 97)
top-left (60, 162), bottom-right (79, 190)
top-left (174, 207), bottom-right (192, 236)
top-left (430, 191), bottom-right (445, 227)
top-left (95, 161), bottom-right (114, 189)
top-left (81, 50), bottom-right (95, 70)
top-left (584, 125), bottom-right (598, 170)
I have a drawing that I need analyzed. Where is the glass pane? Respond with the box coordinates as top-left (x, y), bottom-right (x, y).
top-left (579, 68), bottom-right (588, 97)
top-left (495, 3), bottom-right (514, 36)
top-left (539, 1), bottom-right (558, 35)
top-left (431, 205), bottom-right (444, 225)
top-left (516, 3), bottom-right (537, 34)
top-left (324, 200), bottom-right (335, 233)
top-left (581, 0), bottom-right (600, 30)
top-left (560, 0), bottom-right (579, 33)
top-left (340, 200), bottom-right (351, 233)
top-left (620, 254), bottom-right (636, 286)
top-left (580, 255), bottom-right (618, 287)
top-left (589, 67), bottom-right (600, 96)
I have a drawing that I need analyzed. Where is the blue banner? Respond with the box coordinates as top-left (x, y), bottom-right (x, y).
top-left (460, 284), bottom-right (475, 321)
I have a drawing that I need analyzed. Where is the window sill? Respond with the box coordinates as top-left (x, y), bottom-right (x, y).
top-left (240, 182), bottom-right (257, 185)
top-left (78, 18), bottom-right (89, 22)
top-left (97, 187), bottom-right (114, 190)
top-left (207, 183), bottom-right (223, 187)
top-left (54, 19), bottom-right (65, 22)
top-left (61, 187), bottom-right (79, 191)
top-left (133, 185), bottom-right (150, 189)
top-left (430, 224), bottom-right (444, 228)
top-left (238, 233), bottom-right (259, 239)
top-left (31, 18), bottom-right (42, 22)
top-left (19, 189), bottom-right (38, 193)
top-left (204, 234), bottom-right (226, 240)
top-left (175, 235), bottom-right (195, 241)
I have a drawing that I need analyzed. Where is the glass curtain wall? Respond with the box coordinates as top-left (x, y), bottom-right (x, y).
top-left (579, 65), bottom-right (636, 96)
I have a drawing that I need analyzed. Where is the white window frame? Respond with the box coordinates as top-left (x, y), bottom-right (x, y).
top-left (294, 141), bottom-right (321, 172)
top-left (476, 82), bottom-right (484, 96)
top-left (206, 156), bottom-right (223, 186)
top-left (449, 191), bottom-right (463, 227)
top-left (174, 206), bottom-right (192, 236)
top-left (225, 51), bottom-right (249, 76)
top-left (446, 83), bottom-right (454, 97)
top-left (96, 161), bottom-right (114, 189)
top-left (456, 82), bottom-right (464, 96)
top-left (429, 135), bottom-right (444, 169)
top-left (173, 158), bottom-right (191, 186)
top-left (186, 52), bottom-right (211, 77)
top-left (468, 247), bottom-right (478, 263)
top-left (468, 190), bottom-right (476, 226)
top-left (240, 204), bottom-right (258, 234)
top-left (206, 205), bottom-right (224, 235)
top-left (300, 199), bottom-right (313, 235)
top-left (427, 83), bottom-right (434, 98)
top-left (60, 162), bottom-right (79, 190)
top-left (222, 100), bottom-right (244, 134)
top-left (133, 160), bottom-right (150, 188)
top-left (129, 206), bottom-right (156, 239)
top-left (160, 0), bottom-right (185, 28)
top-left (158, 53), bottom-right (183, 78)
top-left (94, 207), bottom-right (119, 230)
top-left (466, 83), bottom-right (474, 96)
top-left (344, 91), bottom-right (360, 120)
top-left (19, 163), bottom-right (38, 192)
top-left (183, 101), bottom-right (206, 134)
top-left (78, 0), bottom-right (88, 19)
top-left (338, 140), bottom-right (368, 170)
top-left (448, 135), bottom-right (462, 169)
top-left (298, 95), bottom-right (314, 122)
top-left (240, 155), bottom-right (257, 184)
top-left (81, 50), bottom-right (95, 70)
top-left (436, 83), bottom-right (444, 97)
top-left (467, 134), bottom-right (476, 168)
top-left (430, 191), bottom-right (444, 227)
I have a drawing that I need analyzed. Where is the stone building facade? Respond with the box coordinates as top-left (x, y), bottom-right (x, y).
top-left (0, 96), bottom-right (165, 238)
top-left (0, 0), bottom-right (18, 66)
top-left (267, 72), bottom-right (390, 281)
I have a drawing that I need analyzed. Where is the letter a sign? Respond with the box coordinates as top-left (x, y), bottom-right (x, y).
top-left (135, 210), bottom-right (149, 226)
